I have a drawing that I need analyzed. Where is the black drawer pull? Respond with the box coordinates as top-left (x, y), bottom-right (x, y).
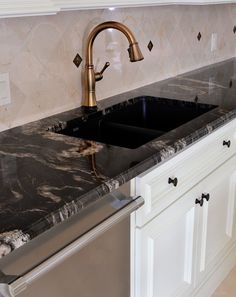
top-left (168, 177), bottom-right (178, 187)
top-left (223, 140), bottom-right (231, 148)
top-left (202, 193), bottom-right (210, 201)
top-left (195, 197), bottom-right (204, 207)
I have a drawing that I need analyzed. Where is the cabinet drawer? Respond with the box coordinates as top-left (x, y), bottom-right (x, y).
top-left (135, 118), bottom-right (236, 227)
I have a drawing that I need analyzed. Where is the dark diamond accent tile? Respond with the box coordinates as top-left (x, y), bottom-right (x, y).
top-left (73, 53), bottom-right (83, 68)
top-left (197, 32), bottom-right (202, 41)
top-left (234, 26), bottom-right (236, 34)
top-left (147, 40), bottom-right (153, 52)
top-left (229, 79), bottom-right (233, 88)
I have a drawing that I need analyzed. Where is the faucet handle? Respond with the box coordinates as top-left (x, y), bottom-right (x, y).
top-left (95, 62), bottom-right (110, 81)
top-left (100, 62), bottom-right (110, 74)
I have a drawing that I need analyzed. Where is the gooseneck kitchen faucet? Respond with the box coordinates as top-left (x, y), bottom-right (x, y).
top-left (82, 21), bottom-right (144, 111)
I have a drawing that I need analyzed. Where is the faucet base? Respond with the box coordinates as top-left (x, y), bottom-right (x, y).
top-left (82, 105), bottom-right (98, 113)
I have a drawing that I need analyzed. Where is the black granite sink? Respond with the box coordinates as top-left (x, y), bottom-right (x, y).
top-left (56, 96), bottom-right (217, 149)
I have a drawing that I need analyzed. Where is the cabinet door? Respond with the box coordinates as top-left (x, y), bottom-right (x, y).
top-left (196, 155), bottom-right (236, 284)
top-left (134, 188), bottom-right (199, 297)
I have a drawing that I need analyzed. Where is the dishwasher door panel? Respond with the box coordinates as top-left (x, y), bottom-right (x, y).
top-left (17, 217), bottom-right (130, 297)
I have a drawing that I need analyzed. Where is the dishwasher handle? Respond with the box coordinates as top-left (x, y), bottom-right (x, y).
top-left (1, 196), bottom-right (144, 297)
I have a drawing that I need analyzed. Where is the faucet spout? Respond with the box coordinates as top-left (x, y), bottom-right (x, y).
top-left (82, 21), bottom-right (144, 110)
top-left (128, 42), bottom-right (144, 62)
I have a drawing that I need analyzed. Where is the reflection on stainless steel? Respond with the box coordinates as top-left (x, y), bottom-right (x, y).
top-left (0, 185), bottom-right (144, 297)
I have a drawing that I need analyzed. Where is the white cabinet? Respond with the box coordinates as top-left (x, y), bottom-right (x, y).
top-left (0, 1), bottom-right (59, 18)
top-left (53, 0), bottom-right (236, 10)
top-left (132, 118), bottom-right (236, 297)
top-left (0, 0), bottom-right (236, 19)
top-left (134, 187), bottom-right (199, 297)
top-left (196, 156), bottom-right (236, 284)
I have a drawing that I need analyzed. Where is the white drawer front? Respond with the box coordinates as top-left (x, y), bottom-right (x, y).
top-left (135, 118), bottom-right (236, 227)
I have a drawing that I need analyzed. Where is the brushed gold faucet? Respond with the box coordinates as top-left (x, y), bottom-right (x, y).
top-left (82, 21), bottom-right (144, 110)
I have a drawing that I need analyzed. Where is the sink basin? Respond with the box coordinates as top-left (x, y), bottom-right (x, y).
top-left (55, 96), bottom-right (217, 149)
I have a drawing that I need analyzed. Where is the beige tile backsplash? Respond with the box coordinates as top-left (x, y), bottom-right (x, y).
top-left (0, 4), bottom-right (236, 130)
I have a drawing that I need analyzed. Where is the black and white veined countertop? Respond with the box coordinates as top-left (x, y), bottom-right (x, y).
top-left (0, 58), bottom-right (236, 259)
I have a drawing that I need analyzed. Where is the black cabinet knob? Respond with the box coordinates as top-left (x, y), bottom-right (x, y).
top-left (202, 193), bottom-right (210, 201)
top-left (168, 177), bottom-right (178, 187)
top-left (223, 140), bottom-right (231, 148)
top-left (195, 197), bottom-right (204, 207)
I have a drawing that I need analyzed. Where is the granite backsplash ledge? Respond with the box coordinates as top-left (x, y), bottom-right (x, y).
top-left (0, 4), bottom-right (236, 130)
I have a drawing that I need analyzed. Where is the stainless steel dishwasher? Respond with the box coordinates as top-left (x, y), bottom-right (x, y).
top-left (0, 184), bottom-right (144, 297)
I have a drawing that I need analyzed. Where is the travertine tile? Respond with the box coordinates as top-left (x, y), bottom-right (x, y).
top-left (0, 5), bottom-right (235, 130)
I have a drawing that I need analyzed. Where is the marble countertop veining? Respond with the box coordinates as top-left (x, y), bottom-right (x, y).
top-left (0, 58), bottom-right (236, 259)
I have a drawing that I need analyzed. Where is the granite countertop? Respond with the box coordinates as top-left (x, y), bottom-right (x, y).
top-left (0, 58), bottom-right (236, 259)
